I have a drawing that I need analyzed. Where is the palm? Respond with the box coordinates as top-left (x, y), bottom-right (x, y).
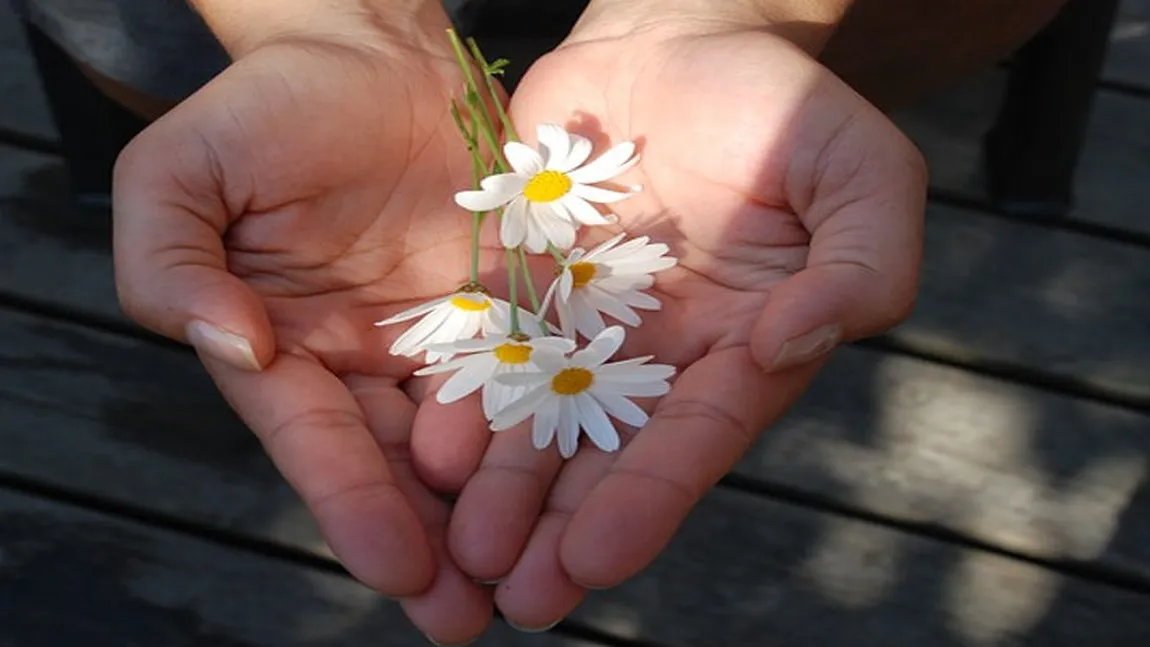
top-left (437, 28), bottom-right (926, 628)
top-left (120, 41), bottom-right (522, 638)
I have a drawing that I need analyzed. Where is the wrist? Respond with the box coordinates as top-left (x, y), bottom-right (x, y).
top-left (571, 0), bottom-right (854, 55)
top-left (188, 0), bottom-right (453, 58)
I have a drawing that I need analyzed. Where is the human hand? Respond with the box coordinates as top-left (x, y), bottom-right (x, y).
top-left (112, 5), bottom-right (517, 643)
top-left (440, 1), bottom-right (926, 628)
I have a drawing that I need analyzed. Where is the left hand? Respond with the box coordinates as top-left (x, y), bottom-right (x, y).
top-left (442, 3), bottom-right (926, 629)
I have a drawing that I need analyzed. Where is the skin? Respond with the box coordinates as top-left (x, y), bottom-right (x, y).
top-left (109, 0), bottom-right (1063, 641)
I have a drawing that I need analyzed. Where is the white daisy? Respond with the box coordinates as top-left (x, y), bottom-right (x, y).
top-left (490, 326), bottom-right (675, 459)
top-left (453, 123), bottom-right (641, 254)
top-left (374, 288), bottom-right (526, 363)
top-left (414, 334), bottom-right (577, 419)
top-left (540, 232), bottom-right (677, 340)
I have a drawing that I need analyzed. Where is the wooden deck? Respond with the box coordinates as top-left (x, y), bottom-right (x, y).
top-left (3, 2), bottom-right (1150, 645)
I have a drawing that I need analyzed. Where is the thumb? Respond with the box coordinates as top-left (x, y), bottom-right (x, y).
top-left (751, 137), bottom-right (927, 373)
top-left (112, 117), bottom-right (274, 372)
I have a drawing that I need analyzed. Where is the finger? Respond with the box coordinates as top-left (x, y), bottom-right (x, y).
top-left (495, 447), bottom-right (614, 629)
top-left (410, 373), bottom-right (494, 493)
top-left (754, 122), bottom-right (927, 373)
top-left (448, 420), bottom-right (564, 582)
top-left (559, 347), bottom-right (822, 588)
top-left (201, 353), bottom-right (433, 596)
top-left (113, 128), bottom-right (274, 372)
top-left (349, 376), bottom-right (495, 643)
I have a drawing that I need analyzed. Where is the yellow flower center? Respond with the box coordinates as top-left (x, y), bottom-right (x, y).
top-left (522, 170), bottom-right (573, 203)
top-left (449, 295), bottom-right (491, 312)
top-left (568, 262), bottom-right (597, 288)
top-left (493, 343), bottom-right (532, 364)
top-left (551, 367), bottom-right (594, 395)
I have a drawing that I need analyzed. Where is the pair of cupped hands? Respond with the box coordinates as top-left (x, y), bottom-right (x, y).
top-left (111, 1), bottom-right (925, 643)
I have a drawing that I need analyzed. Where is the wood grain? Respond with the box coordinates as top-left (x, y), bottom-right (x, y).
top-left (0, 489), bottom-right (598, 647)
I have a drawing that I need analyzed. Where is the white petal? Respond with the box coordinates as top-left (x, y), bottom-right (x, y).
top-left (560, 195), bottom-right (613, 226)
top-left (532, 397), bottom-right (561, 450)
top-left (575, 393), bottom-right (620, 453)
top-left (619, 290), bottom-right (662, 310)
top-left (536, 209), bottom-right (577, 250)
top-left (571, 325), bottom-right (625, 368)
top-left (557, 397), bottom-right (580, 458)
top-left (571, 183), bottom-right (633, 204)
top-left (454, 181), bottom-right (519, 212)
top-left (608, 258), bottom-right (678, 276)
top-left (570, 292), bottom-right (607, 341)
top-left (500, 197), bottom-right (528, 248)
top-left (568, 141), bottom-right (638, 184)
top-left (491, 385), bottom-right (551, 431)
top-left (580, 232), bottom-right (628, 262)
top-left (437, 354), bottom-right (500, 403)
top-left (539, 276), bottom-right (561, 319)
top-left (531, 337), bottom-right (578, 354)
top-left (483, 300), bottom-right (512, 335)
top-left (388, 304), bottom-right (453, 356)
top-left (537, 124), bottom-right (571, 170)
top-left (596, 362), bottom-right (676, 382)
top-left (530, 347), bottom-right (568, 374)
top-left (596, 238), bottom-right (659, 261)
top-left (522, 211), bottom-right (550, 254)
top-left (596, 379), bottom-right (671, 398)
top-left (424, 336), bottom-right (503, 354)
top-left (374, 296), bottom-right (450, 327)
top-left (423, 309), bottom-right (478, 356)
top-left (555, 134), bottom-right (593, 172)
top-left (591, 391), bottom-right (649, 428)
top-left (413, 352), bottom-right (487, 376)
top-left (559, 267), bottom-right (574, 302)
top-left (504, 141), bottom-right (544, 175)
top-left (595, 270), bottom-right (653, 288)
top-left (496, 372), bottom-right (551, 387)
top-left (533, 198), bottom-right (573, 223)
top-left (556, 296), bottom-right (577, 340)
top-left (482, 377), bottom-right (501, 419)
top-left (584, 286), bottom-right (642, 327)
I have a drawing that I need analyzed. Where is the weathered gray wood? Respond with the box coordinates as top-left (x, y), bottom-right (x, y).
top-left (0, 0), bottom-right (57, 139)
top-left (0, 489), bottom-right (599, 647)
top-left (572, 487), bottom-right (1150, 647)
top-left (3, 294), bottom-right (1150, 589)
top-left (893, 70), bottom-right (1150, 236)
top-left (1108, 0), bottom-right (1150, 89)
top-left (3, 315), bottom-right (1150, 645)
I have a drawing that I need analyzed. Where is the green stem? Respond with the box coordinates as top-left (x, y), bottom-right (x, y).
top-left (467, 37), bottom-right (519, 142)
top-left (506, 248), bottom-right (521, 335)
top-left (517, 246), bottom-right (540, 313)
top-left (546, 244), bottom-right (568, 265)
top-left (446, 29), bottom-right (507, 171)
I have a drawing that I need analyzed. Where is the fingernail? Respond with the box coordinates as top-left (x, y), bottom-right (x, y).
top-left (473, 577), bottom-right (502, 585)
top-left (770, 324), bottom-right (842, 372)
top-left (185, 320), bottom-right (262, 371)
top-left (508, 618), bottom-right (562, 634)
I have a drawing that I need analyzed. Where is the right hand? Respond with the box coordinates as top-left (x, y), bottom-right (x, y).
top-left (112, 6), bottom-right (502, 643)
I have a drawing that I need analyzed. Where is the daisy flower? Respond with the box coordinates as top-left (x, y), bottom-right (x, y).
top-left (414, 334), bottom-right (577, 419)
top-left (540, 232), bottom-right (677, 340)
top-left (453, 123), bottom-right (641, 254)
top-left (491, 326), bottom-right (675, 459)
top-left (374, 287), bottom-right (534, 363)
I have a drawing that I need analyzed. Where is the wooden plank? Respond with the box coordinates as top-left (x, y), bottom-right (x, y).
top-left (2, 296), bottom-right (1150, 586)
top-left (5, 145), bottom-right (1150, 400)
top-left (0, 489), bottom-right (600, 647)
top-left (892, 70), bottom-right (1150, 237)
top-left (0, 1), bottom-right (57, 139)
top-left (1108, 0), bottom-right (1150, 89)
top-left (3, 318), bottom-right (1150, 646)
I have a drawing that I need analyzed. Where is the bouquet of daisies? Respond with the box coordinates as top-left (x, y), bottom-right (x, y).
top-left (374, 31), bottom-right (677, 459)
